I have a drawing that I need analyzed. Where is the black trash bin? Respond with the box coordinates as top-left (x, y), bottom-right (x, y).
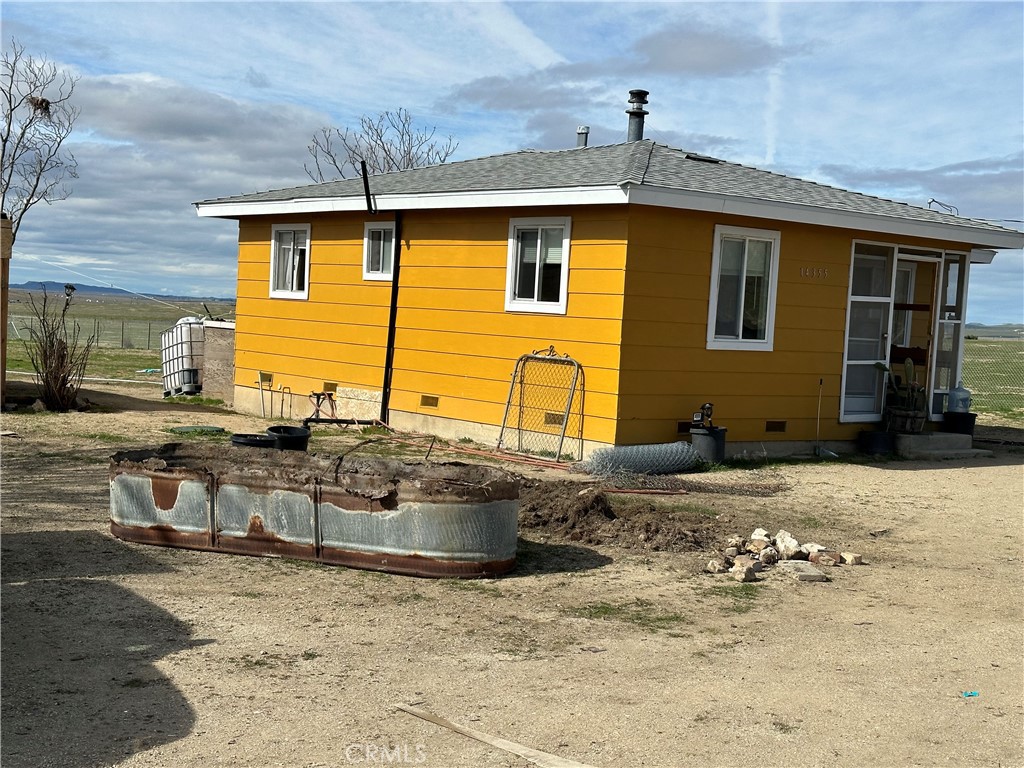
top-left (690, 426), bottom-right (727, 463)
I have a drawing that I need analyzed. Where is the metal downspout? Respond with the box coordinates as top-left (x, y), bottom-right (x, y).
top-left (360, 160), bottom-right (403, 424)
top-left (379, 210), bottom-right (403, 423)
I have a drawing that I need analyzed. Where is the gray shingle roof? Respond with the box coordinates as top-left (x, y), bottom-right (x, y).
top-left (196, 140), bottom-right (1019, 238)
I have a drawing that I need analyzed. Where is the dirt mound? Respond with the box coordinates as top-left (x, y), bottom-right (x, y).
top-left (518, 480), bottom-right (714, 552)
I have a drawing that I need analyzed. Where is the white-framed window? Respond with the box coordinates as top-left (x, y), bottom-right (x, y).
top-left (706, 225), bottom-right (781, 351)
top-left (270, 224), bottom-right (310, 299)
top-left (363, 222), bottom-right (395, 281)
top-left (505, 217), bottom-right (571, 315)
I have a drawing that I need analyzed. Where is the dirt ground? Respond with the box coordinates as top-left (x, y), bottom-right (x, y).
top-left (2, 379), bottom-right (1022, 768)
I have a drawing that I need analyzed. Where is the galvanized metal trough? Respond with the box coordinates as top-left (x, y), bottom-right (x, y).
top-left (109, 444), bottom-right (520, 578)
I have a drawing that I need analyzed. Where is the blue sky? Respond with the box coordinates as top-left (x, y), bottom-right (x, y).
top-left (4, 1), bottom-right (1023, 323)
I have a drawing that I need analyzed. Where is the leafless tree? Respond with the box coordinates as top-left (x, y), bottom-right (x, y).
top-left (305, 108), bottom-right (458, 182)
top-left (22, 284), bottom-right (95, 411)
top-left (1, 39), bottom-right (80, 243)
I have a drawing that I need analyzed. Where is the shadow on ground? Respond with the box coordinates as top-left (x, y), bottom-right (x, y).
top-left (4, 378), bottom-right (226, 415)
top-left (1, 530), bottom-right (199, 768)
top-left (510, 537), bottom-right (613, 577)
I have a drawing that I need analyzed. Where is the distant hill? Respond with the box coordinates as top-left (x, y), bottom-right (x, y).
top-left (10, 281), bottom-right (232, 302)
top-left (965, 323), bottom-right (1023, 338)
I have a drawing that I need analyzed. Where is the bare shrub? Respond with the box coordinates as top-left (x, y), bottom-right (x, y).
top-left (22, 284), bottom-right (95, 410)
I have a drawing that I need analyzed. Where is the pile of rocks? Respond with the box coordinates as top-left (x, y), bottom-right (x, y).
top-left (706, 528), bottom-right (864, 583)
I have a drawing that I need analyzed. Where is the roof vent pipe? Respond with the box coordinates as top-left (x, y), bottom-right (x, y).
top-left (626, 89), bottom-right (649, 142)
top-left (576, 125), bottom-right (590, 148)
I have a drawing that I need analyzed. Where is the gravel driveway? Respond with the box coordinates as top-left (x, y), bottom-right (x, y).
top-left (2, 381), bottom-right (1022, 768)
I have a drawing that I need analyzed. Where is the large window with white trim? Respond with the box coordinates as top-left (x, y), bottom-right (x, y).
top-left (706, 225), bottom-right (781, 350)
top-left (363, 222), bottom-right (395, 281)
top-left (270, 224), bottom-right (310, 299)
top-left (505, 217), bottom-right (571, 314)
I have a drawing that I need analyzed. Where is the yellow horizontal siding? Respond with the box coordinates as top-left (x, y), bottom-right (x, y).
top-left (396, 285), bottom-right (623, 320)
top-left (234, 352), bottom-right (383, 391)
top-left (231, 208), bottom-right (629, 445)
top-left (395, 327), bottom-right (621, 373)
top-left (615, 208), bottom-right (872, 444)
top-left (390, 390), bottom-right (619, 445)
top-left (393, 347), bottom-right (618, 394)
top-left (389, 388), bottom-right (619, 445)
top-left (395, 306), bottom-right (621, 345)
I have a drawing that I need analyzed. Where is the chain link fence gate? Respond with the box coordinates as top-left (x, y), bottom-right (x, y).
top-left (497, 346), bottom-right (584, 462)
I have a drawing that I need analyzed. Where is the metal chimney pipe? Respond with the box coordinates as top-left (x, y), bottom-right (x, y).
top-left (576, 125), bottom-right (590, 148)
top-left (626, 89), bottom-right (649, 142)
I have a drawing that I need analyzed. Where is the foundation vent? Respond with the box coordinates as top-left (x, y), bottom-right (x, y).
top-left (765, 420), bottom-right (787, 433)
top-left (420, 395), bottom-right (439, 408)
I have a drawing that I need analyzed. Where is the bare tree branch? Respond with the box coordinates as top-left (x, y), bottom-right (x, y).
top-left (304, 108), bottom-right (458, 183)
top-left (1, 39), bottom-right (80, 243)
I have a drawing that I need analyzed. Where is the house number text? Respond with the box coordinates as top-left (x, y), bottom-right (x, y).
top-left (800, 266), bottom-right (829, 279)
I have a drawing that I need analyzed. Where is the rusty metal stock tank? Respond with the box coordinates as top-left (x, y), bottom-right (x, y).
top-left (109, 444), bottom-right (519, 578)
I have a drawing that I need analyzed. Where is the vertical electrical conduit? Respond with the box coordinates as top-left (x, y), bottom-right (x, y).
top-left (361, 160), bottom-right (404, 425)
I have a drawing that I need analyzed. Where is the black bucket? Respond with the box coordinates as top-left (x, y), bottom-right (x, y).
top-left (267, 425), bottom-right (311, 451)
top-left (941, 411), bottom-right (977, 436)
top-left (231, 433), bottom-right (277, 448)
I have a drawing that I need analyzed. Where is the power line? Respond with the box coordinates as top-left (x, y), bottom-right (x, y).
top-left (11, 250), bottom-right (201, 314)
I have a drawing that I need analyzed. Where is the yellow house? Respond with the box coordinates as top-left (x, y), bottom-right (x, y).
top-left (195, 109), bottom-right (1023, 459)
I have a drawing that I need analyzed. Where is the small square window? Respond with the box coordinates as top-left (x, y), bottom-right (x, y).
top-left (505, 217), bottom-right (571, 314)
top-left (270, 224), bottom-right (310, 299)
top-left (363, 222), bottom-right (395, 281)
top-left (706, 225), bottom-right (780, 351)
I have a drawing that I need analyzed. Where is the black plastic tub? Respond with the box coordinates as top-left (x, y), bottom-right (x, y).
top-left (941, 411), bottom-right (977, 436)
top-left (267, 425), bottom-right (311, 451)
top-left (231, 433), bottom-right (277, 448)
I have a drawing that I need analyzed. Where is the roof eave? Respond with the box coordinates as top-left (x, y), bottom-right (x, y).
top-left (626, 185), bottom-right (1024, 250)
top-left (194, 185), bottom-right (629, 218)
top-left (195, 181), bottom-right (1024, 251)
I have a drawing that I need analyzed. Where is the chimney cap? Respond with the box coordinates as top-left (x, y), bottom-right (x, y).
top-left (626, 89), bottom-right (649, 141)
top-left (628, 89), bottom-right (649, 105)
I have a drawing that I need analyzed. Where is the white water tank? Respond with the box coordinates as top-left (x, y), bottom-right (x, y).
top-left (161, 317), bottom-right (205, 397)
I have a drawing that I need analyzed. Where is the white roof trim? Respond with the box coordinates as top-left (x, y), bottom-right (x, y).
top-left (625, 185), bottom-right (1024, 250)
top-left (195, 182), bottom-right (1024, 250)
top-left (195, 185), bottom-right (628, 218)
